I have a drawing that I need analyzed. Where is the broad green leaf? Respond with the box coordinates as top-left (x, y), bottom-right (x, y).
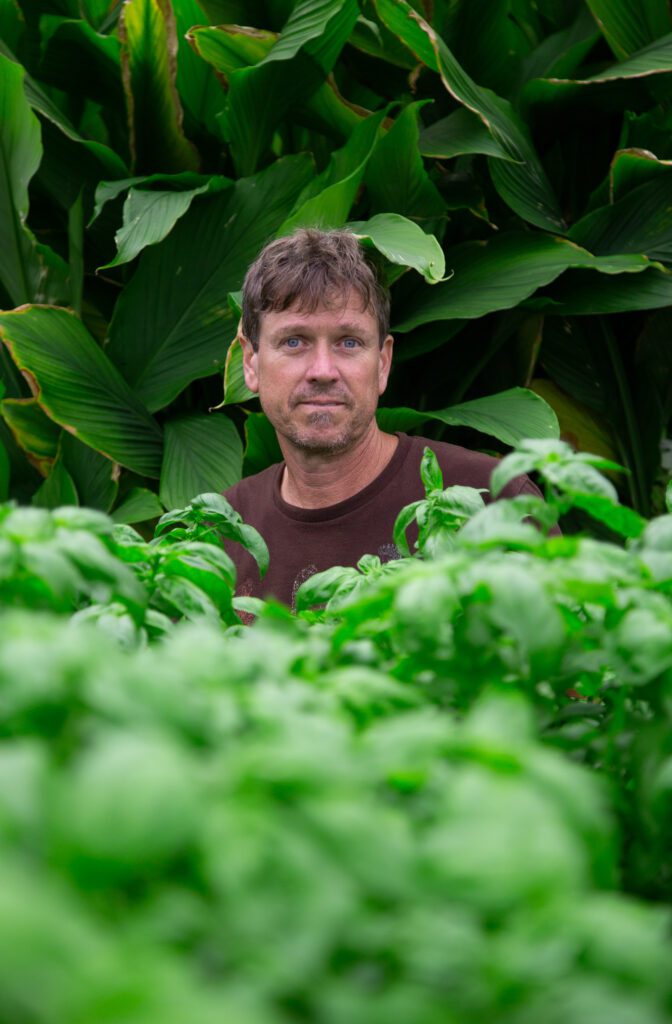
top-left (98, 178), bottom-right (231, 269)
top-left (0, 55), bottom-right (69, 306)
top-left (349, 214), bottom-right (447, 284)
top-left (372, 0), bottom-right (564, 231)
top-left (0, 27), bottom-right (128, 177)
top-left (243, 411), bottom-right (282, 477)
top-left (365, 102), bottom-right (446, 225)
top-left (174, 0), bottom-right (225, 137)
top-left (194, 0), bottom-right (359, 175)
top-left (609, 149), bottom-right (672, 201)
top-left (0, 307), bottom-right (163, 477)
top-left (159, 414), bottom-right (243, 509)
top-left (441, 0), bottom-right (531, 97)
top-left (187, 24), bottom-right (277, 74)
top-left (348, 11), bottom-right (418, 68)
top-left (107, 153), bottom-right (314, 413)
top-left (369, 0), bottom-right (438, 69)
top-left (1, 397), bottom-right (60, 475)
top-left (526, 33), bottom-right (672, 106)
top-left (568, 173), bottom-right (672, 261)
top-left (393, 233), bottom-right (659, 331)
top-left (91, 171), bottom-right (231, 223)
top-left (418, 107), bottom-right (515, 161)
top-left (377, 388), bottom-right (559, 447)
top-left (60, 432), bottom-right (118, 512)
top-left (278, 108), bottom-right (387, 233)
top-left (112, 487), bottom-right (164, 524)
top-left (518, 7), bottom-right (600, 84)
top-left (119, 0), bottom-right (199, 173)
top-left (222, 337), bottom-right (255, 405)
top-left (586, 0), bottom-right (672, 59)
top-left (531, 264), bottom-right (672, 314)
top-left (32, 454), bottom-right (78, 510)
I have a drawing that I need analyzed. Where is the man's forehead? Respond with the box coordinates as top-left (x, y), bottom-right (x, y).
top-left (260, 292), bottom-right (376, 333)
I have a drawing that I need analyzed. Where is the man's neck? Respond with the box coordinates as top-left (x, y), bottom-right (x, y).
top-left (279, 427), bottom-right (398, 509)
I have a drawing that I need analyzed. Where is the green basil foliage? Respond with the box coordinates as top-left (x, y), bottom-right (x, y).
top-left (1, 443), bottom-right (672, 1020)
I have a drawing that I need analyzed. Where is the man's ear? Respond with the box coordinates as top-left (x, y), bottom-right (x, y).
top-left (378, 334), bottom-right (394, 395)
top-left (239, 323), bottom-right (260, 394)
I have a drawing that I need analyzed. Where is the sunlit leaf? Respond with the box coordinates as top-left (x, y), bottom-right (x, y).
top-left (0, 306), bottom-right (163, 477)
top-left (349, 214), bottom-right (447, 284)
top-left (99, 177), bottom-right (231, 269)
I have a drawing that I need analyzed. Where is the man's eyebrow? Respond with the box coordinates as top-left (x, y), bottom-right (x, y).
top-left (272, 321), bottom-right (372, 337)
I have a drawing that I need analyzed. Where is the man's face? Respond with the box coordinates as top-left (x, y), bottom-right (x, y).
top-left (241, 291), bottom-right (393, 456)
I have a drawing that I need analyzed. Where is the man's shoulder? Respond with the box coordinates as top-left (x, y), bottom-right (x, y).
top-left (224, 462), bottom-right (281, 514)
top-left (401, 433), bottom-right (499, 485)
top-left (398, 433), bottom-right (536, 498)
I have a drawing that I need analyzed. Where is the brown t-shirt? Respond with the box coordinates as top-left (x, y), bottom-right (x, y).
top-left (223, 432), bottom-right (547, 608)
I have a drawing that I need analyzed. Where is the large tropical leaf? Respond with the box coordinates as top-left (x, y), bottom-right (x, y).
top-left (364, 101), bottom-right (446, 226)
top-left (532, 265), bottom-right (672, 314)
top-left (278, 108), bottom-right (387, 233)
top-left (376, 388), bottom-right (560, 447)
top-left (119, 0), bottom-right (199, 173)
top-left (418, 107), bottom-right (515, 161)
top-left (173, 0), bottom-right (225, 138)
top-left (568, 172), bottom-right (672, 260)
top-left (222, 336), bottom-right (255, 404)
top-left (60, 432), bottom-right (119, 512)
top-left (160, 413), bottom-right (243, 509)
top-left (0, 36), bottom-right (127, 178)
top-left (98, 176), bottom-right (232, 269)
top-left (0, 397), bottom-right (60, 475)
top-left (111, 487), bottom-right (164, 524)
top-left (349, 214), bottom-right (447, 284)
top-left (0, 55), bottom-right (69, 306)
top-left (0, 307), bottom-right (163, 477)
top-left (586, 0), bottom-right (672, 59)
top-left (192, 0), bottom-right (359, 175)
top-left (372, 0), bottom-right (565, 231)
top-left (106, 154), bottom-right (314, 413)
top-left (393, 233), bottom-right (657, 331)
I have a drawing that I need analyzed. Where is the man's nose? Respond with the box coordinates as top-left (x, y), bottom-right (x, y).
top-left (306, 341), bottom-right (339, 380)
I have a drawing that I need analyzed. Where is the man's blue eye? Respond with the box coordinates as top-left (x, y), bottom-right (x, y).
top-left (343, 338), bottom-right (359, 349)
top-left (285, 337), bottom-right (301, 348)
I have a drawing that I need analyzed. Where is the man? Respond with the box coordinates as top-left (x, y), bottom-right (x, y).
top-left (224, 228), bottom-right (548, 607)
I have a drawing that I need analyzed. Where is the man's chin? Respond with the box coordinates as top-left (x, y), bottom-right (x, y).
top-left (284, 424), bottom-right (355, 455)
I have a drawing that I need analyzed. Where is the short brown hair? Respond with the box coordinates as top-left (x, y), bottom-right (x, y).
top-left (241, 228), bottom-right (391, 350)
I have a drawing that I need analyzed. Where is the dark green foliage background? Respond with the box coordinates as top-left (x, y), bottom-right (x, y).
top-left (2, 0), bottom-right (672, 521)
